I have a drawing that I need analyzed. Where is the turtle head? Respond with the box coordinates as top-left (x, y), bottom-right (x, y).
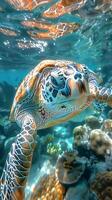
top-left (40, 61), bottom-right (90, 102)
top-left (39, 61), bottom-right (90, 127)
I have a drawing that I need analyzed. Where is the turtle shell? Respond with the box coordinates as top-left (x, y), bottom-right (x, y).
top-left (55, 151), bottom-right (87, 185)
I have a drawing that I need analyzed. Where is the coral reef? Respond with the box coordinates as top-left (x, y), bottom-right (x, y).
top-left (102, 119), bottom-right (112, 135)
top-left (73, 125), bottom-right (88, 146)
top-left (44, 134), bottom-right (55, 145)
top-left (28, 111), bottom-right (112, 199)
top-left (0, 82), bottom-right (112, 200)
top-left (91, 171), bottom-right (112, 200)
top-left (89, 129), bottom-right (112, 156)
top-left (47, 143), bottom-right (62, 157)
top-left (55, 151), bottom-right (87, 185)
top-left (85, 115), bottom-right (101, 130)
top-left (30, 171), bottom-right (65, 200)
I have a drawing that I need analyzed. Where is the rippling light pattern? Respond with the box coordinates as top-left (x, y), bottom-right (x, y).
top-left (6, 0), bottom-right (52, 10)
top-left (22, 20), bottom-right (80, 39)
top-left (74, 0), bottom-right (112, 17)
top-left (95, 0), bottom-right (112, 13)
top-left (17, 39), bottom-right (47, 51)
top-left (43, 0), bottom-right (87, 18)
top-left (0, 0), bottom-right (111, 70)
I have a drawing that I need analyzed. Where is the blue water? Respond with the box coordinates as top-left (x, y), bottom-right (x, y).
top-left (0, 1), bottom-right (112, 200)
top-left (0, 1), bottom-right (111, 77)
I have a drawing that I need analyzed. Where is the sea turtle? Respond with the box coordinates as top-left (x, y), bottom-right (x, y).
top-left (0, 59), bottom-right (112, 199)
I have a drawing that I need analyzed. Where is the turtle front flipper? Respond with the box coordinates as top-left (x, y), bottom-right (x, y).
top-left (96, 87), bottom-right (112, 107)
top-left (0, 113), bottom-right (37, 200)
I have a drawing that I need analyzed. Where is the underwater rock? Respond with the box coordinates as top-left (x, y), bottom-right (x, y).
top-left (89, 161), bottom-right (108, 186)
top-left (30, 171), bottom-right (65, 200)
top-left (85, 115), bottom-right (101, 130)
top-left (93, 162), bottom-right (108, 174)
top-left (64, 180), bottom-right (90, 200)
top-left (55, 151), bottom-right (87, 185)
top-left (91, 171), bottom-right (112, 200)
top-left (89, 129), bottom-right (112, 156)
top-left (74, 143), bottom-right (93, 159)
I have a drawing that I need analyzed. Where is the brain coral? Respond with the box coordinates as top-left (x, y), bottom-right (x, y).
top-left (91, 171), bottom-right (112, 200)
top-left (89, 129), bottom-right (112, 156)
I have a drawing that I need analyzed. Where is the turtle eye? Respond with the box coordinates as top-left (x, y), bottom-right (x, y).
top-left (74, 73), bottom-right (82, 80)
top-left (50, 73), bottom-right (65, 89)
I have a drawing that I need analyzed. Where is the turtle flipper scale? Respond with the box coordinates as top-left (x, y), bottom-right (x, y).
top-left (0, 113), bottom-right (37, 200)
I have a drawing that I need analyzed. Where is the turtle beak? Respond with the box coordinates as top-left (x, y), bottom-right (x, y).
top-left (77, 80), bottom-right (87, 94)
